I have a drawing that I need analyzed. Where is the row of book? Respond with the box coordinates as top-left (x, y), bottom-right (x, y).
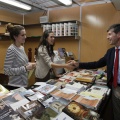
top-left (43, 22), bottom-right (78, 36)
top-left (0, 85), bottom-right (100, 120)
top-left (0, 69), bottom-right (109, 120)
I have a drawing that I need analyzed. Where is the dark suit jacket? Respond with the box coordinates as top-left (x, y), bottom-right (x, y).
top-left (79, 47), bottom-right (115, 88)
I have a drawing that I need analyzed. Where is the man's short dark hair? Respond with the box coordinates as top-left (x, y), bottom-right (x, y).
top-left (107, 24), bottom-right (120, 34)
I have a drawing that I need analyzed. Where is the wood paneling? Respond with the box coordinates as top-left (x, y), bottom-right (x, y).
top-left (49, 7), bottom-right (80, 22)
top-left (81, 3), bottom-right (120, 62)
top-left (24, 12), bottom-right (44, 24)
top-left (0, 38), bottom-right (12, 71)
top-left (54, 37), bottom-right (79, 60)
top-left (0, 10), bottom-right (23, 24)
top-left (25, 25), bottom-right (42, 37)
top-left (0, 25), bottom-right (6, 34)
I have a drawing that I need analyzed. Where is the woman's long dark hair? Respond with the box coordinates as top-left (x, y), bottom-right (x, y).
top-left (36, 30), bottom-right (55, 58)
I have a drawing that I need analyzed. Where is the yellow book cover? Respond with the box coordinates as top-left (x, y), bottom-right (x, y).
top-left (0, 84), bottom-right (9, 97)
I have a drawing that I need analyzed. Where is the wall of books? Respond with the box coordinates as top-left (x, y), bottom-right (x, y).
top-left (42, 20), bottom-right (79, 38)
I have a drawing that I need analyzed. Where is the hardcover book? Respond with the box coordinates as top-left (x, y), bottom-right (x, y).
top-left (63, 101), bottom-right (100, 120)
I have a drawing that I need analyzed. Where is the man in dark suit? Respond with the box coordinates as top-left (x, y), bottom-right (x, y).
top-left (70, 24), bottom-right (120, 120)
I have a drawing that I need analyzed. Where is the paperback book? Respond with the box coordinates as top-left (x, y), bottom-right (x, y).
top-left (50, 89), bottom-right (76, 100)
top-left (34, 84), bottom-right (57, 95)
top-left (53, 112), bottom-right (74, 120)
top-left (71, 94), bottom-right (101, 110)
top-left (42, 96), bottom-right (69, 113)
top-left (0, 100), bottom-right (24, 120)
top-left (17, 100), bottom-right (45, 120)
top-left (2, 92), bottom-right (29, 111)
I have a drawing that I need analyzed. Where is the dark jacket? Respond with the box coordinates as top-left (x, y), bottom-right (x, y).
top-left (79, 47), bottom-right (115, 88)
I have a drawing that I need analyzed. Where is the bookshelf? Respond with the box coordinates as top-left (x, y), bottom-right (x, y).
top-left (41, 20), bottom-right (80, 39)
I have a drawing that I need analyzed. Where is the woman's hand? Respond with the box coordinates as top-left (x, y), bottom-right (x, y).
top-left (25, 62), bottom-right (36, 71)
top-left (67, 60), bottom-right (79, 68)
top-left (65, 63), bottom-right (76, 71)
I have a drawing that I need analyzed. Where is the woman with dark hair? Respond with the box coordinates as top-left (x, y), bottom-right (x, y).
top-left (35, 30), bottom-right (75, 82)
top-left (4, 23), bottom-right (36, 89)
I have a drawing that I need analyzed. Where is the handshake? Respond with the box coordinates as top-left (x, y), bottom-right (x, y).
top-left (25, 62), bottom-right (36, 71)
top-left (66, 60), bottom-right (79, 71)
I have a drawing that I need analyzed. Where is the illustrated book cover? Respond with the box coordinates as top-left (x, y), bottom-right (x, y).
top-left (62, 101), bottom-right (100, 120)
top-left (0, 100), bottom-right (24, 120)
top-left (17, 100), bottom-right (45, 120)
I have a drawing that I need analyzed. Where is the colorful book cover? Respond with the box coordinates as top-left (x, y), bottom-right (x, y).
top-left (0, 100), bottom-right (24, 120)
top-left (17, 100), bottom-right (45, 120)
top-left (50, 89), bottom-right (76, 100)
top-left (43, 97), bottom-right (69, 113)
top-left (2, 92), bottom-right (29, 111)
top-left (63, 101), bottom-right (100, 120)
top-left (0, 84), bottom-right (9, 98)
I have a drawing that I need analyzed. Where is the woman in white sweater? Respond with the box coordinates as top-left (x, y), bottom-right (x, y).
top-left (4, 23), bottom-right (36, 89)
top-left (35, 30), bottom-right (75, 82)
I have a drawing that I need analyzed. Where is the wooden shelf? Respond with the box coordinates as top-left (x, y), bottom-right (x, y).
top-left (41, 20), bottom-right (80, 39)
top-left (41, 20), bottom-right (80, 25)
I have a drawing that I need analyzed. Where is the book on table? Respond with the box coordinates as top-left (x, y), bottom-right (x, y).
top-left (42, 96), bottom-right (70, 113)
top-left (0, 84), bottom-right (9, 99)
top-left (53, 112), bottom-right (74, 120)
top-left (65, 82), bottom-right (87, 93)
top-left (71, 94), bottom-right (102, 110)
top-left (2, 92), bottom-right (30, 111)
top-left (33, 83), bottom-right (57, 95)
top-left (17, 100), bottom-right (45, 120)
top-left (62, 101), bottom-right (100, 120)
top-left (75, 69), bottom-right (96, 83)
top-left (20, 89), bottom-right (45, 101)
top-left (0, 100), bottom-right (24, 120)
top-left (50, 89), bottom-right (76, 100)
top-left (84, 85), bottom-right (110, 98)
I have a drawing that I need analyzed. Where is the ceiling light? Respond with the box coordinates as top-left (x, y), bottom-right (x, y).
top-left (0, 0), bottom-right (32, 11)
top-left (58, 0), bottom-right (72, 6)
